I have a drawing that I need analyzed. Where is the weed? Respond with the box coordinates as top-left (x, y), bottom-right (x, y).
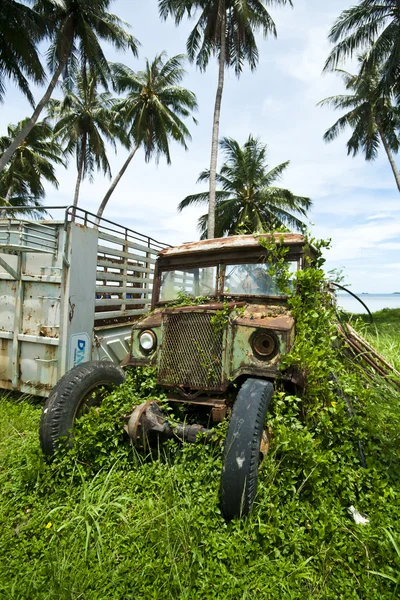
top-left (1, 239), bottom-right (400, 598)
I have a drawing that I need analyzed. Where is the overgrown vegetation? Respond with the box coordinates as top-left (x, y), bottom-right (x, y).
top-left (1, 243), bottom-right (400, 598)
top-left (354, 308), bottom-right (400, 373)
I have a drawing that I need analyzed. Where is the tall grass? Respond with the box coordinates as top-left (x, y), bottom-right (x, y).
top-left (353, 308), bottom-right (400, 371)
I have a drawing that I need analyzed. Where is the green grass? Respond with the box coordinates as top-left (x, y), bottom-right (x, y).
top-left (1, 310), bottom-right (400, 599)
top-left (351, 308), bottom-right (400, 372)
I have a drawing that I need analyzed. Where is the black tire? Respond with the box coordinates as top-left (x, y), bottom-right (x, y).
top-left (39, 361), bottom-right (126, 456)
top-left (220, 378), bottom-right (274, 520)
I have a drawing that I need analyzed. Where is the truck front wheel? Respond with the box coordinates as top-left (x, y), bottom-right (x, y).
top-left (39, 361), bottom-right (126, 456)
top-left (220, 378), bottom-right (274, 520)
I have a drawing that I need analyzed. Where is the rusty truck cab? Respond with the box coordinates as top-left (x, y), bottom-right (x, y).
top-left (122, 233), bottom-right (314, 408)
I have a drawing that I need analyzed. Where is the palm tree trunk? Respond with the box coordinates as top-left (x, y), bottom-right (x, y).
top-left (0, 50), bottom-right (70, 173)
top-left (73, 139), bottom-right (86, 209)
top-left (96, 143), bottom-right (140, 221)
top-left (208, 7), bottom-right (226, 239)
top-left (376, 124), bottom-right (400, 192)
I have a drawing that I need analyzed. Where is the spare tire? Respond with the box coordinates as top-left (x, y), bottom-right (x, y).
top-left (39, 361), bottom-right (126, 456)
top-left (220, 378), bottom-right (274, 520)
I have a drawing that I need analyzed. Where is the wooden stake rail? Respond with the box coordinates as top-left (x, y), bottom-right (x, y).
top-left (339, 323), bottom-right (400, 388)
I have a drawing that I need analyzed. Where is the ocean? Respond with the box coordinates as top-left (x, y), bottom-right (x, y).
top-left (336, 293), bottom-right (400, 314)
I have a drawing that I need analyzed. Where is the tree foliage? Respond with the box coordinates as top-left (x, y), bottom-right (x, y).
top-left (112, 53), bottom-right (197, 164)
top-left (325, 0), bottom-right (400, 95)
top-left (0, 0), bottom-right (139, 173)
top-left (0, 119), bottom-right (64, 215)
top-left (159, 0), bottom-right (291, 74)
top-left (159, 0), bottom-right (292, 238)
top-left (48, 69), bottom-right (127, 206)
top-left (97, 53), bottom-right (197, 219)
top-left (34, 0), bottom-right (139, 88)
top-left (319, 57), bottom-right (400, 160)
top-left (178, 135), bottom-right (311, 238)
top-left (0, 0), bottom-right (47, 105)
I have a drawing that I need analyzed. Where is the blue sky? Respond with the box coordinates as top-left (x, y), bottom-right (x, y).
top-left (1, 0), bottom-right (400, 293)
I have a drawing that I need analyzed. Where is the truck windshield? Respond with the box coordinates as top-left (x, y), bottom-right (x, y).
top-left (159, 266), bottom-right (217, 302)
top-left (158, 260), bottom-right (298, 302)
top-left (223, 262), bottom-right (297, 296)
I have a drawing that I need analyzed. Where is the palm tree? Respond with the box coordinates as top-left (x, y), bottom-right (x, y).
top-left (48, 70), bottom-right (127, 208)
top-left (0, 0), bottom-right (139, 173)
top-left (159, 0), bottom-right (293, 239)
top-left (178, 135), bottom-right (311, 238)
top-left (0, 0), bottom-right (47, 105)
top-left (0, 119), bottom-right (64, 216)
top-left (325, 0), bottom-right (400, 94)
top-left (96, 53), bottom-right (197, 220)
top-left (319, 58), bottom-right (400, 191)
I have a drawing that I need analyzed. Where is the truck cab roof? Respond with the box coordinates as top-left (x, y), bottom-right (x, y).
top-left (157, 233), bottom-right (315, 268)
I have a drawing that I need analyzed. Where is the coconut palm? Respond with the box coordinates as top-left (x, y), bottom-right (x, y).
top-left (159, 0), bottom-right (293, 239)
top-left (96, 53), bottom-right (197, 220)
top-left (0, 119), bottom-right (64, 216)
top-left (0, 0), bottom-right (47, 105)
top-left (319, 57), bottom-right (400, 191)
top-left (178, 135), bottom-right (311, 238)
top-left (0, 0), bottom-right (139, 173)
top-left (325, 0), bottom-right (400, 94)
top-left (48, 70), bottom-right (127, 208)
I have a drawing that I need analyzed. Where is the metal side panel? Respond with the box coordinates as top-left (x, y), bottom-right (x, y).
top-left (0, 222), bottom-right (66, 396)
top-left (19, 339), bottom-right (59, 395)
top-left (62, 223), bottom-right (98, 372)
top-left (0, 278), bottom-right (17, 333)
top-left (92, 324), bottom-right (132, 364)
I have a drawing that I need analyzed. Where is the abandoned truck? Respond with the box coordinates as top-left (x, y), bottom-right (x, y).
top-left (40, 233), bottom-right (316, 520)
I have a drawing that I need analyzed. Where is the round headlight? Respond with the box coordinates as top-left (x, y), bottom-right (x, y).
top-left (251, 331), bottom-right (278, 360)
top-left (139, 330), bottom-right (156, 352)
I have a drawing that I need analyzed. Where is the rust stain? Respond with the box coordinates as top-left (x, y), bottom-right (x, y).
top-left (164, 301), bottom-right (246, 315)
top-left (39, 326), bottom-right (58, 338)
top-left (233, 304), bottom-right (294, 330)
top-left (25, 381), bottom-right (53, 392)
top-left (132, 311), bottom-right (162, 330)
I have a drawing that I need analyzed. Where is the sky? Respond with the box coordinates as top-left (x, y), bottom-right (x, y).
top-left (1, 0), bottom-right (400, 293)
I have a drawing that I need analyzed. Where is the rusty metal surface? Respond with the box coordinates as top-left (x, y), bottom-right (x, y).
top-left (166, 393), bottom-right (226, 408)
top-left (159, 234), bottom-right (307, 257)
top-left (232, 303), bottom-right (294, 330)
top-left (126, 301), bottom-right (299, 391)
top-left (211, 404), bottom-right (227, 422)
top-left (131, 310), bottom-right (163, 330)
top-left (158, 311), bottom-right (225, 391)
top-left (126, 400), bottom-right (213, 446)
top-left (163, 301), bottom-right (246, 314)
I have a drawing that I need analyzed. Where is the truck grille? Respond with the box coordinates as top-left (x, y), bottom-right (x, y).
top-left (158, 312), bottom-right (224, 390)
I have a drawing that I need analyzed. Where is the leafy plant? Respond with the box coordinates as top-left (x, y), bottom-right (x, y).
top-left (369, 529), bottom-right (400, 598)
top-left (1, 242), bottom-right (400, 598)
top-left (47, 464), bottom-right (133, 564)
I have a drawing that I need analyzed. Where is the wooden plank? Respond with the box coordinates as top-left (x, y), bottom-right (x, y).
top-left (96, 273), bottom-right (153, 285)
top-left (96, 285), bottom-right (149, 294)
top-left (97, 260), bottom-right (153, 275)
top-left (94, 307), bottom-right (150, 320)
top-left (98, 245), bottom-right (157, 264)
top-left (95, 297), bottom-right (151, 307)
top-left (98, 231), bottom-right (160, 257)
